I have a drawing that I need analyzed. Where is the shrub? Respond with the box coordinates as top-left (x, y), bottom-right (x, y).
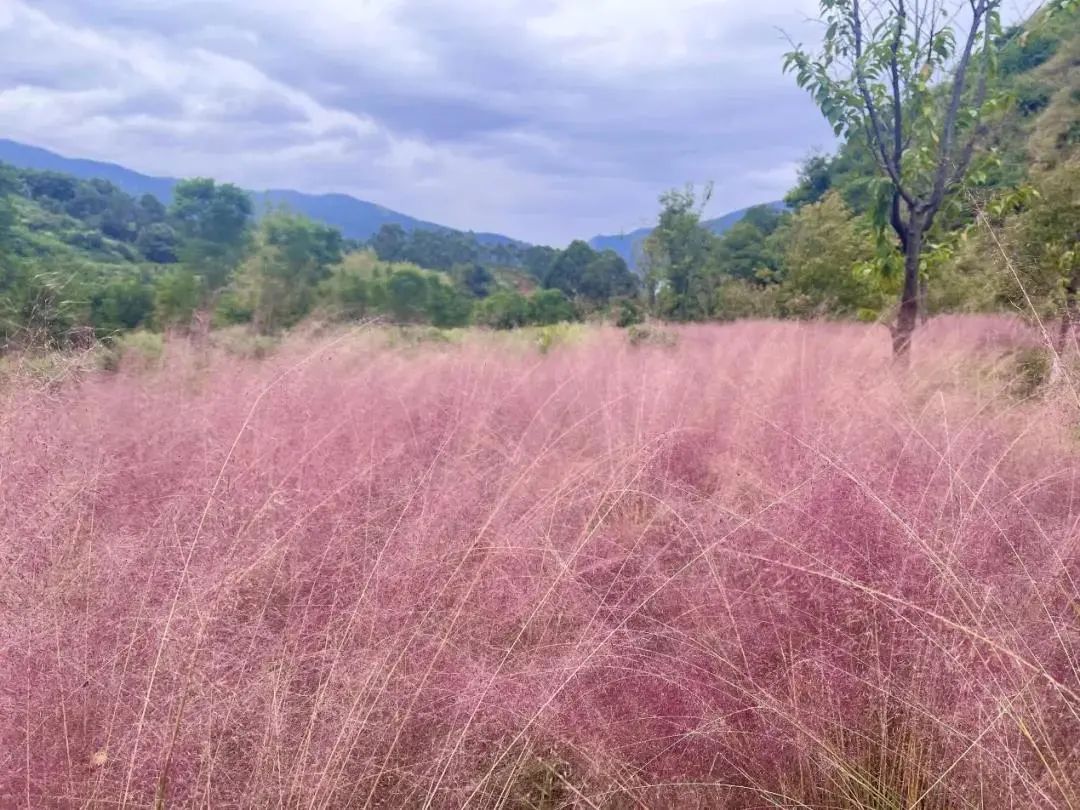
top-left (532, 322), bottom-right (584, 354)
top-left (475, 290), bottom-right (531, 329)
top-left (614, 298), bottom-right (644, 327)
top-left (210, 324), bottom-right (279, 359)
top-left (714, 279), bottom-right (781, 321)
top-left (998, 30), bottom-right (1059, 76)
top-left (626, 323), bottom-right (679, 348)
top-left (1014, 79), bottom-right (1052, 117)
top-left (1004, 345), bottom-right (1054, 398)
top-left (528, 288), bottom-right (576, 326)
top-left (426, 279), bottom-right (473, 328)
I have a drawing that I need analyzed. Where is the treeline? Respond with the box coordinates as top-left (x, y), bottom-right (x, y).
top-left (639, 190), bottom-right (887, 323)
top-left (0, 166), bottom-right (639, 349)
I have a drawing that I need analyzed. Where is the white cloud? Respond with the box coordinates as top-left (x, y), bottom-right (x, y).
top-left (0, 0), bottom-right (837, 244)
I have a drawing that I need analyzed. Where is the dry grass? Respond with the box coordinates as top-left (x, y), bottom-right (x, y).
top-left (2, 317), bottom-right (1078, 808)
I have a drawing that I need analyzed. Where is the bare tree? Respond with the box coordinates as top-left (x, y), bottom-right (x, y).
top-left (785, 0), bottom-right (1006, 358)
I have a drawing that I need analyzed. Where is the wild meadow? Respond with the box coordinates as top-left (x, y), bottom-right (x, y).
top-left (3, 317), bottom-right (1078, 808)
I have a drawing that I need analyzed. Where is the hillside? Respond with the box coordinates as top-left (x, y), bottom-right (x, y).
top-left (0, 160), bottom-right (642, 344)
top-left (0, 139), bottom-right (524, 247)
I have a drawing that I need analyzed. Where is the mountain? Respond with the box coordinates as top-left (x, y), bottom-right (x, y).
top-left (0, 139), bottom-right (789, 261)
top-left (0, 139), bottom-right (522, 247)
top-left (0, 139), bottom-right (177, 202)
top-left (589, 201), bottom-right (786, 266)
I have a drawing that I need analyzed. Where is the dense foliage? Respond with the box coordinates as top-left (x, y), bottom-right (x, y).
top-left (0, 168), bottom-right (643, 348)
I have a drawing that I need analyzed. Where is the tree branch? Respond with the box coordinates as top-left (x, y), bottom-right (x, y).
top-left (944, 6), bottom-right (994, 193)
top-left (926, 0), bottom-right (997, 214)
top-left (852, 0), bottom-right (917, 207)
top-left (889, 0), bottom-right (907, 199)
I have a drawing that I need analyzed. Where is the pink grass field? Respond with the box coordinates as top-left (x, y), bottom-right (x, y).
top-left (2, 318), bottom-right (1079, 808)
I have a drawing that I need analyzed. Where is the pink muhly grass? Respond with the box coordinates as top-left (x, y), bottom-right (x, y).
top-left (1, 318), bottom-right (1078, 808)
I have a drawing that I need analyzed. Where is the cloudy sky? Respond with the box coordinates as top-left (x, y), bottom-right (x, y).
top-left (0, 0), bottom-right (842, 245)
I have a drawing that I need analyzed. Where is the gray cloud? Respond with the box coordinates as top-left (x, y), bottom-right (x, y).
top-left (0, 0), bottom-right (842, 244)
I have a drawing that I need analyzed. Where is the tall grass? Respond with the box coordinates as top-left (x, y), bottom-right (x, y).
top-left (2, 318), bottom-right (1078, 808)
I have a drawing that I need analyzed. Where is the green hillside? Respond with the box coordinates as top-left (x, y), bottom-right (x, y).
top-left (0, 138), bottom-right (525, 247)
top-left (0, 164), bottom-right (636, 348)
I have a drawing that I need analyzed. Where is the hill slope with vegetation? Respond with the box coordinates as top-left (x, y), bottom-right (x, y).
top-left (0, 163), bottom-right (642, 348)
top-left (0, 138), bottom-right (523, 247)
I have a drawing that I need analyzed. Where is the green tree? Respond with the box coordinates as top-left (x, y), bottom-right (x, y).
top-left (386, 267), bottom-right (431, 322)
top-left (454, 262), bottom-right (494, 298)
top-left (476, 290), bottom-right (531, 329)
top-left (523, 245), bottom-right (559, 281)
top-left (138, 193), bottom-right (167, 224)
top-left (136, 222), bottom-right (180, 264)
top-left (234, 212), bottom-right (344, 333)
top-left (786, 154), bottom-right (835, 208)
top-left (1008, 161), bottom-right (1080, 346)
top-left (643, 186), bottom-right (718, 320)
top-left (371, 224), bottom-right (408, 262)
top-left (154, 269), bottom-right (202, 329)
top-left (528, 289), bottom-right (576, 325)
top-left (22, 171), bottom-right (77, 207)
top-left (0, 197), bottom-right (13, 250)
top-left (778, 192), bottom-right (884, 318)
top-left (544, 240), bottom-right (596, 297)
top-left (0, 261), bottom-right (85, 349)
top-left (785, 0), bottom-right (1007, 357)
top-left (318, 251), bottom-right (395, 320)
top-left (321, 270), bottom-right (378, 320)
top-left (169, 178), bottom-right (253, 288)
top-left (89, 273), bottom-right (155, 334)
top-left (426, 276), bottom-right (473, 327)
top-left (615, 298), bottom-right (644, 327)
top-left (714, 206), bottom-right (786, 284)
top-left (579, 251), bottom-right (638, 304)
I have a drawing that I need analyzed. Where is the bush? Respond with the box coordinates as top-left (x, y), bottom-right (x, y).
top-left (427, 280), bottom-right (473, 328)
top-left (1014, 79), bottom-right (1052, 117)
top-left (98, 329), bottom-right (165, 371)
top-left (532, 323), bottom-right (585, 354)
top-left (475, 290), bottom-right (531, 329)
top-left (998, 30), bottom-right (1058, 76)
top-left (210, 325), bottom-right (279, 359)
top-left (1059, 119), bottom-right (1080, 149)
top-left (1004, 345), bottom-right (1054, 398)
top-left (614, 298), bottom-right (644, 328)
top-left (528, 288), bottom-right (576, 326)
top-left (626, 324), bottom-right (678, 348)
top-left (714, 280), bottom-right (781, 321)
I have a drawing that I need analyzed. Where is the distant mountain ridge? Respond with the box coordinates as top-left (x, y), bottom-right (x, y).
top-left (0, 138), bottom-right (781, 259)
top-left (588, 201), bottom-right (786, 266)
top-left (0, 139), bottom-right (523, 247)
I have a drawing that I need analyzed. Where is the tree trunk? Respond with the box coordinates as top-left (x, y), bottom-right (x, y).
top-left (1058, 269), bottom-right (1080, 353)
top-left (892, 228), bottom-right (923, 360)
